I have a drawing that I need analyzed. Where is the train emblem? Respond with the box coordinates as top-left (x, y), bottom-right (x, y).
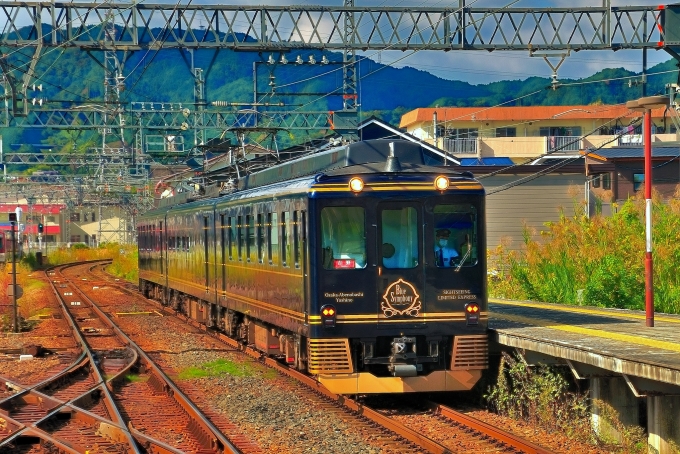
top-left (381, 279), bottom-right (421, 318)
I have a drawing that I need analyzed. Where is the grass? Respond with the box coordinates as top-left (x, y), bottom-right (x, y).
top-left (177, 358), bottom-right (265, 380)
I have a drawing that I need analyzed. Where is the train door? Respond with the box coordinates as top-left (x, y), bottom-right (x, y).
top-left (376, 201), bottom-right (425, 327)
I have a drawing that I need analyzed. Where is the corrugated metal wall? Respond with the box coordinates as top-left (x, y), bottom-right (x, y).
top-left (483, 173), bottom-right (586, 251)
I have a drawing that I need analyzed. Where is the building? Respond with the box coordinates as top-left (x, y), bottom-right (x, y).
top-left (400, 105), bottom-right (677, 160)
top-left (584, 145), bottom-right (680, 205)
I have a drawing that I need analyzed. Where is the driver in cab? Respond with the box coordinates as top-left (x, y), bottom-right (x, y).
top-left (435, 228), bottom-right (459, 267)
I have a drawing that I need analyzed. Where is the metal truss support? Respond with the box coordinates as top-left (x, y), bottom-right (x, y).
top-left (0, 3), bottom-right (669, 52)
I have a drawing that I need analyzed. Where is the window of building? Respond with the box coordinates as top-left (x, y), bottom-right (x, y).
top-left (539, 126), bottom-right (582, 136)
top-left (445, 128), bottom-right (478, 139)
top-left (602, 173), bottom-right (611, 190)
top-left (495, 127), bottom-right (516, 137)
top-left (633, 173), bottom-right (644, 192)
top-left (70, 213), bottom-right (80, 222)
top-left (70, 235), bottom-right (81, 243)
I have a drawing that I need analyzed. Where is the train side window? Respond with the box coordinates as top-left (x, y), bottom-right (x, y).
top-left (281, 212), bottom-right (289, 267)
top-left (320, 207), bottom-right (366, 269)
top-left (270, 212), bottom-right (278, 265)
top-left (293, 211), bottom-right (300, 268)
top-left (229, 216), bottom-right (236, 260)
top-left (203, 216), bottom-right (209, 288)
top-left (257, 213), bottom-right (265, 264)
top-left (246, 214), bottom-right (255, 262)
top-left (237, 215), bottom-right (244, 261)
top-left (220, 215), bottom-right (227, 290)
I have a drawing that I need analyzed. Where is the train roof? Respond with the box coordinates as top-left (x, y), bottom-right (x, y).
top-left (238, 139), bottom-right (471, 191)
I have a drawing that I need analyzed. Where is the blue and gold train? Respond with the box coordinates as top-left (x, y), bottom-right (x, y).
top-left (138, 139), bottom-right (488, 394)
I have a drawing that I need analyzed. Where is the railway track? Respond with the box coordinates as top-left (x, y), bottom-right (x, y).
top-left (79, 261), bottom-right (556, 454)
top-left (0, 262), bottom-right (238, 454)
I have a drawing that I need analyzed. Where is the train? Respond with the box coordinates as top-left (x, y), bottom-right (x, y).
top-left (138, 139), bottom-right (489, 394)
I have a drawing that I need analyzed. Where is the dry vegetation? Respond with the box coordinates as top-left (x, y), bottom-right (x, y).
top-left (489, 188), bottom-right (680, 313)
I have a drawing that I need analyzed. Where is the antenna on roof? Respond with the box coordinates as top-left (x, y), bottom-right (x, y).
top-left (384, 142), bottom-right (402, 172)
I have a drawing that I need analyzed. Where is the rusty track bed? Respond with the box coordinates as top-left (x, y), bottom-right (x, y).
top-left (1, 263), bottom-right (240, 454)
top-left (86, 261), bottom-right (554, 454)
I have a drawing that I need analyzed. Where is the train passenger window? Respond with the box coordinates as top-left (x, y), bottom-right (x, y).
top-left (433, 204), bottom-right (478, 268)
top-left (246, 215), bottom-right (255, 262)
top-left (320, 207), bottom-right (366, 270)
top-left (220, 216), bottom-right (226, 290)
top-left (269, 213), bottom-right (278, 265)
top-left (228, 217), bottom-right (236, 260)
top-left (237, 216), bottom-right (243, 261)
top-left (381, 207), bottom-right (418, 269)
top-left (293, 211), bottom-right (300, 268)
top-left (257, 213), bottom-right (265, 264)
top-left (203, 217), bottom-right (209, 287)
top-left (281, 212), bottom-right (289, 267)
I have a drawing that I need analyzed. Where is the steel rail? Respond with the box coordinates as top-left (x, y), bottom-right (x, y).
top-left (0, 263), bottom-right (141, 452)
top-left (427, 402), bottom-right (555, 454)
top-left (170, 310), bottom-right (452, 454)
top-left (69, 261), bottom-right (241, 454)
top-left (95, 261), bottom-right (556, 454)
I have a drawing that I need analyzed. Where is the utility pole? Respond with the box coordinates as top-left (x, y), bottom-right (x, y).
top-left (627, 95), bottom-right (669, 328)
top-left (9, 212), bottom-right (17, 333)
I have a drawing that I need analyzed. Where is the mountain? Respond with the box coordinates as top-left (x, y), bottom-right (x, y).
top-left (1, 34), bottom-right (678, 155)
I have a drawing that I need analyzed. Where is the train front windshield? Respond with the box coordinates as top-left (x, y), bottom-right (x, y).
top-left (319, 202), bottom-right (479, 271)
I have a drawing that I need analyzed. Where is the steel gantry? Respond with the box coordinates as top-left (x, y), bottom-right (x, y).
top-left (0, 2), bottom-right (672, 52)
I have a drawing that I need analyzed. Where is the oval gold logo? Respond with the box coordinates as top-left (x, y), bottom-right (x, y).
top-left (381, 278), bottom-right (421, 318)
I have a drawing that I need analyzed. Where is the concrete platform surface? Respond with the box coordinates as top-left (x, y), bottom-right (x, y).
top-left (489, 298), bottom-right (680, 388)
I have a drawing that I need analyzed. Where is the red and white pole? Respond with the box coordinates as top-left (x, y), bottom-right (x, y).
top-left (629, 96), bottom-right (667, 328)
top-left (643, 109), bottom-right (654, 327)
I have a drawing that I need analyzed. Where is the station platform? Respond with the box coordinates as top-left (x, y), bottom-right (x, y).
top-left (489, 298), bottom-right (680, 453)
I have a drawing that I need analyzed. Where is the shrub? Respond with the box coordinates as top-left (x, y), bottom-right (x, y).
top-left (489, 188), bottom-right (680, 314)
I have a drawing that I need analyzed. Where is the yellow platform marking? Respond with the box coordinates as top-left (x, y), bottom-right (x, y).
top-left (490, 298), bottom-right (680, 324)
top-left (493, 312), bottom-right (680, 354)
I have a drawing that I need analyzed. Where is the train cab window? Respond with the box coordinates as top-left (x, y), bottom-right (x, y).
top-left (269, 213), bottom-right (278, 265)
top-left (281, 212), bottom-right (289, 267)
top-left (320, 207), bottom-right (366, 270)
top-left (381, 207), bottom-right (418, 269)
top-left (257, 213), bottom-right (265, 264)
top-left (433, 204), bottom-right (478, 268)
top-left (237, 215), bottom-right (244, 261)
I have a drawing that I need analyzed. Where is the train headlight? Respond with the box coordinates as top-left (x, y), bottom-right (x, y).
top-left (465, 302), bottom-right (480, 325)
top-left (321, 304), bottom-right (337, 328)
top-left (349, 177), bottom-right (364, 193)
top-left (434, 176), bottom-right (449, 191)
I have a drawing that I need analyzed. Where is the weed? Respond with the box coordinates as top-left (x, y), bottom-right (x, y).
top-left (177, 358), bottom-right (258, 380)
top-left (485, 353), bottom-right (595, 443)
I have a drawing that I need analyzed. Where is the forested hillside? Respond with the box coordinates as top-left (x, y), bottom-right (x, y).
top-left (1, 36), bottom-right (677, 153)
